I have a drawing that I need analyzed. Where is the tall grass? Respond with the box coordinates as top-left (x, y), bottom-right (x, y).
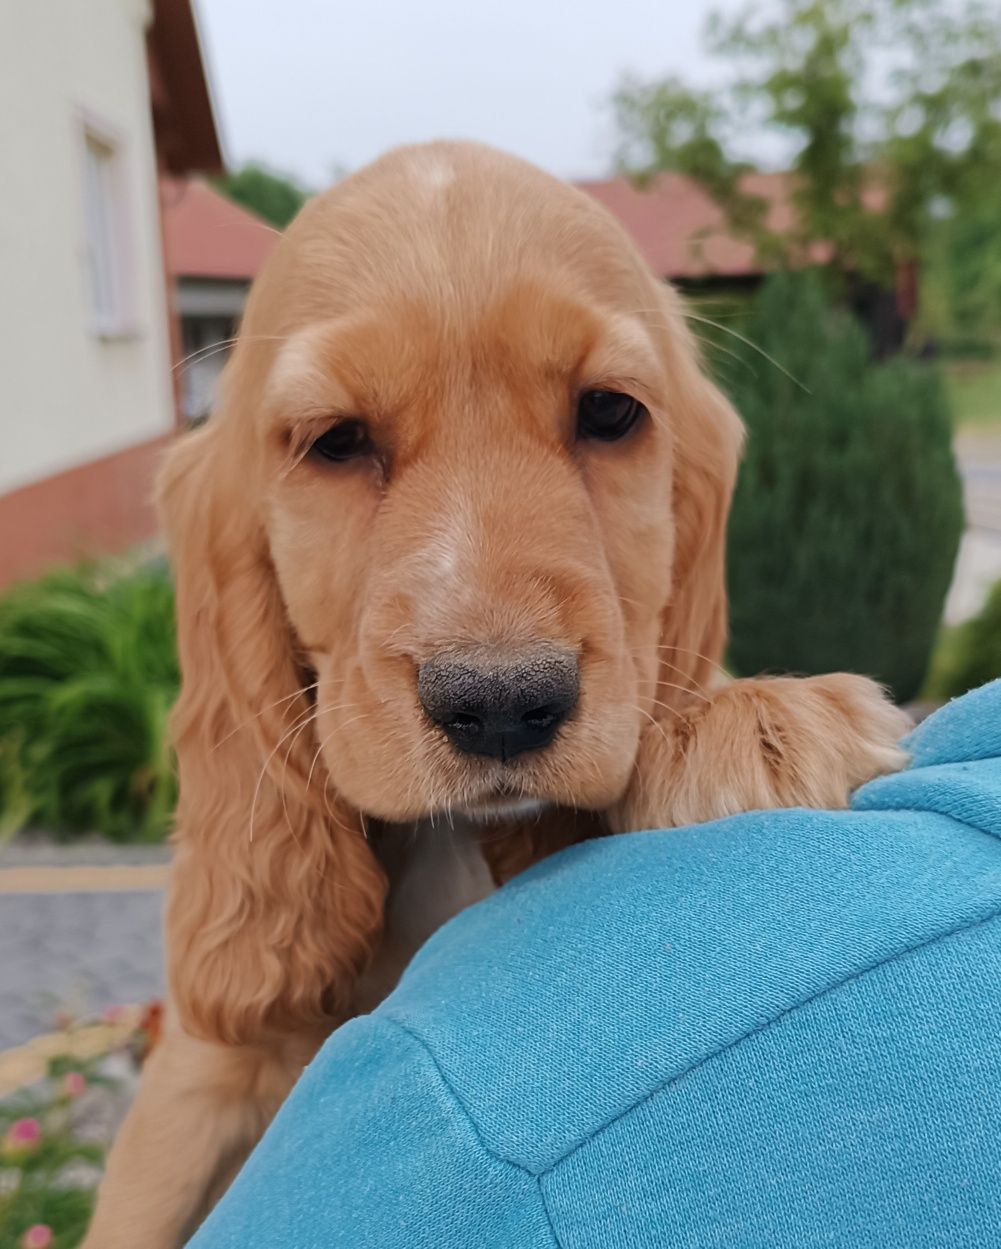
top-left (0, 564), bottom-right (178, 842)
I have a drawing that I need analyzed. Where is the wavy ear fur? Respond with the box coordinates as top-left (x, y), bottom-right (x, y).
top-left (158, 423), bottom-right (386, 1047)
top-left (654, 287), bottom-right (744, 705)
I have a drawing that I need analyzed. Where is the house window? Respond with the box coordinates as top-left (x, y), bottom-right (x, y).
top-left (81, 125), bottom-right (132, 335)
top-left (180, 312), bottom-right (238, 425)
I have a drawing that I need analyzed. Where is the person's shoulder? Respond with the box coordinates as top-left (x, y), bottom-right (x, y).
top-left (379, 682), bottom-right (1001, 1176)
top-left (854, 678), bottom-right (1001, 835)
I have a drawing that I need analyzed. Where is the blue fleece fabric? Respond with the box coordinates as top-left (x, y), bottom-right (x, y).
top-left (189, 682), bottom-right (1001, 1248)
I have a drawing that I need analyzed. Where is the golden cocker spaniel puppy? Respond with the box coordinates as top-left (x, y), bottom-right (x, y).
top-left (82, 142), bottom-right (908, 1248)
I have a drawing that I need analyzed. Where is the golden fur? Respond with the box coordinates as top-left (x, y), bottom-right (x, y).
top-left (82, 142), bottom-right (909, 1247)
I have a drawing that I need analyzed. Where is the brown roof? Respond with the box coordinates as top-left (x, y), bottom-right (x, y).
top-left (577, 171), bottom-right (819, 280)
top-left (161, 178), bottom-right (277, 281)
top-left (147, 0), bottom-right (224, 176)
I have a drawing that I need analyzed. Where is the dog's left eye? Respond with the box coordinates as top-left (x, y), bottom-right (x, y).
top-left (576, 390), bottom-right (647, 442)
top-left (310, 420), bottom-right (373, 463)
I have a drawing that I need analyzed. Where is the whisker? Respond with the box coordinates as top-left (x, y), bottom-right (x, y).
top-left (248, 710), bottom-right (319, 844)
top-left (651, 681), bottom-right (710, 705)
top-left (172, 341), bottom-right (238, 375)
top-left (247, 699), bottom-right (357, 843)
top-left (618, 301), bottom-right (809, 393)
top-left (635, 703), bottom-right (676, 744)
top-left (171, 333), bottom-right (294, 376)
top-left (684, 312), bottom-right (809, 393)
top-left (624, 646), bottom-right (719, 698)
top-left (213, 681), bottom-right (320, 751)
top-left (646, 642), bottom-right (730, 677)
top-left (690, 332), bottom-right (758, 377)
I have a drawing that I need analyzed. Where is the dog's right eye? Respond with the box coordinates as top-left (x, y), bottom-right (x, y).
top-left (576, 389), bottom-right (647, 442)
top-left (310, 420), bottom-right (373, 464)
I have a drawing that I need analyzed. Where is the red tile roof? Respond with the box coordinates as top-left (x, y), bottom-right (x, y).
top-left (577, 170), bottom-right (820, 280)
top-left (160, 177), bottom-right (277, 281)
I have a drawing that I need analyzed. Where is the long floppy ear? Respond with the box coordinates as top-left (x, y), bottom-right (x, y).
top-left (654, 286), bottom-right (744, 707)
top-left (158, 422), bottom-right (387, 1047)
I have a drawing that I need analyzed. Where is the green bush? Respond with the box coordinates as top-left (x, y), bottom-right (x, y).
top-left (720, 272), bottom-right (965, 703)
top-left (931, 579), bottom-right (1001, 699)
top-left (0, 564), bottom-right (178, 841)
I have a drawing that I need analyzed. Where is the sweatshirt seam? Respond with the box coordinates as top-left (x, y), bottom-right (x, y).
top-left (383, 1016), bottom-right (563, 1248)
top-left (541, 905), bottom-right (1001, 1177)
top-left (381, 907), bottom-right (1001, 1183)
top-left (850, 796), bottom-right (1001, 843)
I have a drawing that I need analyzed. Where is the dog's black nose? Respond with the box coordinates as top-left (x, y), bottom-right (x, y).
top-left (418, 645), bottom-right (579, 761)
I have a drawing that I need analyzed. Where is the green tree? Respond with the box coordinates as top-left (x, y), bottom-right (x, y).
top-left (723, 273), bottom-right (964, 703)
top-left (215, 162), bottom-right (312, 229)
top-left (922, 193), bottom-right (1001, 345)
top-left (614, 0), bottom-right (1001, 286)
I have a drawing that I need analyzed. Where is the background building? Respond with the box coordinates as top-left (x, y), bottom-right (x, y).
top-left (161, 177), bottom-right (275, 424)
top-left (0, 0), bottom-right (222, 586)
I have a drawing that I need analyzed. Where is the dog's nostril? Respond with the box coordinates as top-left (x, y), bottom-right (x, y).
top-left (442, 711), bottom-right (484, 746)
top-left (418, 645), bottom-right (579, 762)
top-left (521, 705), bottom-right (559, 731)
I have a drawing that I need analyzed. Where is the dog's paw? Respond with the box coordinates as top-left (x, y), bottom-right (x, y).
top-left (611, 673), bottom-right (911, 834)
top-left (786, 672), bottom-right (913, 793)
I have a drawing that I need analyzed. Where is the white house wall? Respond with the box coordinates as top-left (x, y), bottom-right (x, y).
top-left (0, 0), bottom-right (173, 495)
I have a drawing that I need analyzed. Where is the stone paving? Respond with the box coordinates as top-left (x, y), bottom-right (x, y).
top-left (0, 843), bottom-right (167, 1052)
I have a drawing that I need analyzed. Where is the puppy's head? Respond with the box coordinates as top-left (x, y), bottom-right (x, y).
top-left (164, 142), bottom-right (742, 833)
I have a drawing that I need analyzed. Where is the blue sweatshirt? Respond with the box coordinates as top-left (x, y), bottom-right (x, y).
top-left (191, 680), bottom-right (1001, 1248)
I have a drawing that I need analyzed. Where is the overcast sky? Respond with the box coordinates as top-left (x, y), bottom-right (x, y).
top-left (196, 0), bottom-right (741, 189)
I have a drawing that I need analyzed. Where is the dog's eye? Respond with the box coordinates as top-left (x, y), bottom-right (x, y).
top-left (576, 390), bottom-right (647, 442)
top-left (310, 420), bottom-right (373, 464)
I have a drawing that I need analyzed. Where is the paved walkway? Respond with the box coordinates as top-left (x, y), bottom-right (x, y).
top-left (946, 432), bottom-right (1001, 625)
top-left (0, 845), bottom-right (167, 1052)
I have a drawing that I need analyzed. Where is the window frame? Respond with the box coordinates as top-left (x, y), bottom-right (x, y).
top-left (76, 109), bottom-right (138, 339)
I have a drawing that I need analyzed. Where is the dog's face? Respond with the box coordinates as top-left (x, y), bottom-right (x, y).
top-left (266, 285), bottom-right (672, 821)
top-left (165, 143), bottom-right (740, 827)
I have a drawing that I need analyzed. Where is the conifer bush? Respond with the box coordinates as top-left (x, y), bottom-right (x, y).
top-left (721, 273), bottom-right (964, 703)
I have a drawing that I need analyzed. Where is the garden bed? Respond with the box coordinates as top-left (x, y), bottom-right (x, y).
top-left (0, 1008), bottom-right (156, 1249)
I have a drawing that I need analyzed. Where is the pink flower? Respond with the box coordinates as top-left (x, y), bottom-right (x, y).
top-left (62, 1071), bottom-right (86, 1099)
top-left (3, 1118), bottom-right (42, 1157)
top-left (101, 1004), bottom-right (125, 1024)
top-left (22, 1226), bottom-right (53, 1249)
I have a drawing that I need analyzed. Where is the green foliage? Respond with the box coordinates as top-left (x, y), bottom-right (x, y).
top-left (0, 1052), bottom-right (115, 1249)
top-left (723, 273), bottom-right (965, 702)
top-left (944, 356), bottom-right (1001, 428)
top-left (922, 195), bottom-right (1001, 346)
top-left (931, 579), bottom-right (1001, 698)
top-left (0, 564), bottom-right (178, 842)
top-left (614, 0), bottom-right (1001, 286)
top-left (215, 162), bottom-right (311, 229)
